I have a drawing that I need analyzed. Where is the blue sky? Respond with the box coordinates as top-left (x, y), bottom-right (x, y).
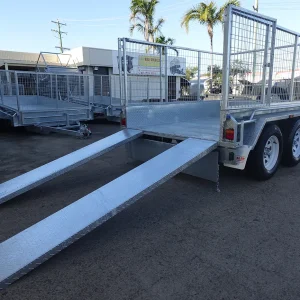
top-left (0, 0), bottom-right (299, 53)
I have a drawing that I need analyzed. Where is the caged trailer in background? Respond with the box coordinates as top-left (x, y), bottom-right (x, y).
top-left (2, 5), bottom-right (300, 289)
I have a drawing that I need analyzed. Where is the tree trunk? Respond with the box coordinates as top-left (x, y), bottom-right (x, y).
top-left (145, 20), bottom-right (149, 41)
top-left (208, 24), bottom-right (214, 92)
top-left (210, 36), bottom-right (214, 91)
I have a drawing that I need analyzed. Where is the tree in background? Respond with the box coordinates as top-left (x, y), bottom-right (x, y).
top-left (130, 0), bottom-right (165, 43)
top-left (206, 60), bottom-right (250, 93)
top-left (155, 35), bottom-right (178, 55)
top-left (185, 66), bottom-right (198, 81)
top-left (155, 35), bottom-right (175, 45)
top-left (181, 0), bottom-right (240, 89)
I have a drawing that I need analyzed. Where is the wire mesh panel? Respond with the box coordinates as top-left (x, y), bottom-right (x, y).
top-left (119, 38), bottom-right (223, 106)
top-left (0, 70), bottom-right (90, 112)
top-left (222, 6), bottom-right (277, 109)
top-left (271, 29), bottom-right (299, 103)
top-left (293, 44), bottom-right (300, 101)
top-left (0, 71), bottom-right (19, 97)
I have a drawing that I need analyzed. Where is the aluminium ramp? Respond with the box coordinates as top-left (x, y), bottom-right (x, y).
top-left (0, 129), bottom-right (142, 205)
top-left (0, 138), bottom-right (217, 289)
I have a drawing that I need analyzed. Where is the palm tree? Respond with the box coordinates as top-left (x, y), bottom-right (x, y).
top-left (155, 35), bottom-right (175, 45)
top-left (155, 35), bottom-right (178, 55)
top-left (181, 0), bottom-right (240, 88)
top-left (130, 0), bottom-right (165, 43)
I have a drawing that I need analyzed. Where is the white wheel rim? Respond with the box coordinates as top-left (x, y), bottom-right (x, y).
top-left (263, 135), bottom-right (280, 171)
top-left (292, 128), bottom-right (300, 159)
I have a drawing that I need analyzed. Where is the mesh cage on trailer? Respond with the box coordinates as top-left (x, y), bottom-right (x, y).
top-left (118, 38), bottom-right (223, 106)
top-left (222, 6), bottom-right (277, 109)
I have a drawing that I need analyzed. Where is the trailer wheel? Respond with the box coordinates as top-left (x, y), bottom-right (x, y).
top-left (247, 124), bottom-right (283, 180)
top-left (282, 119), bottom-right (300, 167)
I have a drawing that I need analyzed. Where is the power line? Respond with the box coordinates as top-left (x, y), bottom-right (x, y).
top-left (51, 19), bottom-right (69, 53)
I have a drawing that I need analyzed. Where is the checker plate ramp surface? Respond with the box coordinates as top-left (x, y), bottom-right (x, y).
top-left (0, 138), bottom-right (217, 289)
top-left (0, 129), bottom-right (143, 204)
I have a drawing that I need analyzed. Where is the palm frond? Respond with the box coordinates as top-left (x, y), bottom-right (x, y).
top-left (181, 7), bottom-right (202, 33)
top-left (129, 22), bottom-right (145, 36)
top-left (218, 0), bottom-right (240, 20)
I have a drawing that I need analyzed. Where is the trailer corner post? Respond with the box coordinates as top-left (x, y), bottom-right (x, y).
top-left (36, 73), bottom-right (39, 102)
top-left (221, 5), bottom-right (232, 110)
top-left (123, 38), bottom-right (128, 106)
top-left (14, 72), bottom-right (21, 111)
top-left (100, 75), bottom-right (103, 97)
top-left (160, 46), bottom-right (163, 102)
top-left (118, 38), bottom-right (123, 105)
top-left (78, 75), bottom-right (81, 100)
top-left (66, 74), bottom-right (70, 102)
top-left (55, 74), bottom-right (59, 109)
top-left (50, 74), bottom-right (53, 99)
top-left (290, 35), bottom-right (298, 101)
top-left (129, 77), bottom-right (132, 103)
top-left (0, 76), bottom-right (3, 104)
top-left (147, 77), bottom-right (150, 103)
top-left (266, 20), bottom-right (277, 106)
top-left (109, 75), bottom-right (112, 106)
top-left (88, 75), bottom-right (91, 108)
top-left (165, 46), bottom-right (168, 102)
top-left (261, 24), bottom-right (270, 105)
top-left (197, 51), bottom-right (201, 101)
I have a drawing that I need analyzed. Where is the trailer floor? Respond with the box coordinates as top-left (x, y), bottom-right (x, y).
top-left (1, 122), bottom-right (300, 300)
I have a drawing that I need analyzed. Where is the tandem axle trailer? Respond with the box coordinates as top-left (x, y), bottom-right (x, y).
top-left (1, 6), bottom-right (300, 289)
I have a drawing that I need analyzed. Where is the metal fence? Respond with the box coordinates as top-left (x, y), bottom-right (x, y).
top-left (222, 5), bottom-right (300, 109)
top-left (118, 38), bottom-right (223, 106)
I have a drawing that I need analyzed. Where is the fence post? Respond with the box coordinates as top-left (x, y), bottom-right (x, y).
top-left (123, 38), bottom-right (128, 105)
top-left (164, 46), bottom-right (168, 102)
top-left (290, 35), bottom-right (298, 101)
top-left (197, 51), bottom-right (201, 101)
top-left (55, 74), bottom-right (59, 109)
top-left (261, 25), bottom-right (270, 105)
top-left (160, 46), bottom-right (163, 102)
top-left (66, 75), bottom-right (70, 101)
top-left (14, 72), bottom-right (20, 111)
top-left (50, 74), bottom-right (53, 98)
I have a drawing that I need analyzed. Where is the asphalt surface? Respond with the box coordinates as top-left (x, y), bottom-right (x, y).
top-left (1, 121), bottom-right (300, 300)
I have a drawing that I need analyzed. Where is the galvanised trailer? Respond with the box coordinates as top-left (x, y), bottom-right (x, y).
top-left (0, 70), bottom-right (92, 136)
top-left (1, 6), bottom-right (300, 288)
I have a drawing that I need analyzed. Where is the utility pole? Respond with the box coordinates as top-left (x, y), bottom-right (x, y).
top-left (51, 19), bottom-right (69, 53)
top-left (253, 0), bottom-right (258, 12)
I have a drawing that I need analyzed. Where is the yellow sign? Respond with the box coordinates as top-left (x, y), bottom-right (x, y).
top-left (138, 55), bottom-right (160, 67)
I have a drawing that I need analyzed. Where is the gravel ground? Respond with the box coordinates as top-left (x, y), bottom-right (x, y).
top-left (1, 121), bottom-right (300, 300)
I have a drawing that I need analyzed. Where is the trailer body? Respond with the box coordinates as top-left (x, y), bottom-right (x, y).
top-left (2, 5), bottom-right (300, 289)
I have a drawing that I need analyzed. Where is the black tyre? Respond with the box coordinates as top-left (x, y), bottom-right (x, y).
top-left (282, 119), bottom-right (300, 167)
top-left (247, 124), bottom-right (283, 180)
